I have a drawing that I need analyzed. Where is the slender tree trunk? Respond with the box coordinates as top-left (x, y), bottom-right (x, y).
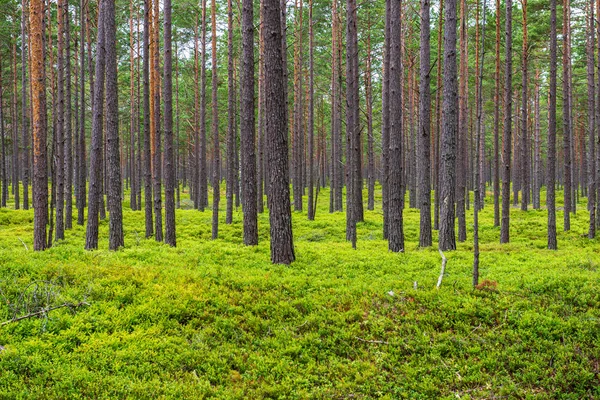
top-left (433, 0), bottom-right (443, 230)
top-left (588, 0), bottom-right (596, 238)
top-left (533, 71), bottom-right (541, 209)
top-left (55, 0), bottom-right (66, 237)
top-left (292, 0), bottom-right (304, 212)
top-left (211, 0), bottom-right (220, 240)
top-left (456, 0), bottom-right (467, 242)
top-left (388, 0), bottom-right (405, 252)
top-left (163, 0), bottom-right (176, 246)
top-left (143, 0), bottom-right (153, 238)
top-left (439, 0), bottom-right (458, 251)
top-left (520, 0), bottom-right (528, 211)
top-left (193, 15), bottom-right (199, 208)
top-left (547, 0), bottom-right (558, 249)
top-left (418, 0), bottom-right (432, 247)
top-left (365, 15), bottom-right (375, 212)
top-left (64, 0), bottom-right (72, 229)
top-left (257, 0), bottom-right (265, 214)
top-left (129, 0), bottom-right (138, 211)
top-left (264, 0), bottom-right (295, 264)
top-left (562, 0), bottom-right (572, 231)
top-left (1, 62), bottom-right (7, 208)
top-left (241, 0), bottom-right (258, 244)
top-left (22, 0), bottom-right (29, 210)
top-left (225, 0), bottom-right (234, 224)
top-left (500, 0), bottom-right (513, 244)
top-left (199, 0), bottom-right (208, 210)
top-left (77, 0), bottom-right (86, 225)
top-left (85, 0), bottom-right (107, 250)
top-left (105, 0), bottom-right (124, 250)
top-left (493, 0), bottom-right (500, 227)
top-left (152, 0), bottom-right (163, 241)
top-left (307, 0), bottom-right (315, 220)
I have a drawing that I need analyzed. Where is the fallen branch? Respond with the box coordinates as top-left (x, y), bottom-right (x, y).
top-left (355, 336), bottom-right (389, 345)
top-left (437, 249), bottom-right (447, 289)
top-left (17, 238), bottom-right (28, 251)
top-left (0, 301), bottom-right (89, 327)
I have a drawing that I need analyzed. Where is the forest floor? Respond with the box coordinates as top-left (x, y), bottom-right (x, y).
top-left (0, 187), bottom-right (598, 399)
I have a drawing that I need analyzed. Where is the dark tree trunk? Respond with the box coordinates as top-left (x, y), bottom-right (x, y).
top-left (77, 0), bottom-right (86, 226)
top-left (211, 0), bottom-right (220, 240)
top-left (64, 0), bottom-right (72, 229)
top-left (225, 0), bottom-right (234, 225)
top-left (547, 0), bottom-right (557, 249)
top-left (152, 0), bottom-right (163, 242)
top-left (21, 0), bottom-right (29, 210)
top-left (388, 0), bottom-right (404, 252)
top-left (264, 0), bottom-right (295, 264)
top-left (493, 0), bottom-right (500, 227)
top-left (562, 0), bottom-right (572, 231)
top-left (143, 0), bottom-right (153, 238)
top-left (105, 0), bottom-right (124, 250)
top-left (163, 0), bottom-right (176, 246)
top-left (533, 71), bottom-right (541, 209)
top-left (433, 0), bottom-right (443, 231)
top-left (418, 0), bottom-right (432, 247)
top-left (365, 15), bottom-right (374, 212)
top-left (85, 0), bottom-right (107, 250)
top-left (241, 0), bottom-right (258, 245)
top-left (1, 62), bottom-right (7, 208)
top-left (199, 0), bottom-right (208, 210)
top-left (520, 0), bottom-right (528, 211)
top-left (11, 42), bottom-right (20, 211)
top-left (500, 0), bottom-right (512, 244)
top-left (456, 0), bottom-right (467, 243)
top-left (307, 0), bottom-right (315, 220)
top-left (588, 0), bottom-right (596, 238)
top-left (439, 0), bottom-right (458, 251)
top-left (129, 0), bottom-right (138, 211)
top-left (55, 0), bottom-right (64, 238)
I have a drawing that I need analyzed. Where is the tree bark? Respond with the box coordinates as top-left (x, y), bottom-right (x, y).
top-left (562, 0), bottom-right (572, 231)
top-left (226, 0), bottom-right (235, 225)
top-left (547, 0), bottom-right (558, 249)
top-left (211, 0), bottom-right (220, 240)
top-left (241, 0), bottom-right (258, 244)
top-left (418, 0), bottom-right (432, 247)
top-left (307, 0), bottom-right (315, 220)
top-left (143, 0), bottom-right (153, 238)
top-left (500, 0), bottom-right (512, 244)
top-left (520, 0), bottom-right (528, 211)
top-left (163, 0), bottom-right (176, 246)
top-left (21, 0), bottom-right (29, 210)
top-left (493, 0), bottom-right (500, 227)
top-left (263, 0), bottom-right (295, 264)
top-left (438, 0), bottom-right (458, 251)
top-left (588, 0), bottom-right (596, 238)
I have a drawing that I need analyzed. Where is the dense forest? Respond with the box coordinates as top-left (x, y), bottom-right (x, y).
top-left (0, 0), bottom-right (599, 397)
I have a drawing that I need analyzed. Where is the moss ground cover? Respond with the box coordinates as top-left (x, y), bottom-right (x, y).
top-left (0, 187), bottom-right (598, 398)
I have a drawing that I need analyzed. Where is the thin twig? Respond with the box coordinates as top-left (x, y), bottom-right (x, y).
top-left (17, 238), bottom-right (28, 251)
top-left (0, 301), bottom-right (89, 327)
top-left (355, 336), bottom-right (389, 345)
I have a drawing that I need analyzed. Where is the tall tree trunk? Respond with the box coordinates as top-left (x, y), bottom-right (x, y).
top-left (547, 0), bottom-right (558, 249)
top-left (105, 0), bottom-right (124, 250)
top-left (85, 0), bottom-right (107, 250)
top-left (562, 0), bottom-right (572, 231)
top-left (493, 0), bottom-right (500, 227)
top-left (21, 0), bottom-right (29, 210)
top-left (292, 0), bottom-right (304, 212)
top-left (211, 0), bottom-right (220, 240)
top-left (500, 0), bottom-right (512, 244)
top-left (163, 0), bottom-right (176, 246)
top-left (307, 0), bottom-right (315, 220)
top-left (129, 0), bottom-right (138, 211)
top-left (241, 0), bottom-right (258, 244)
top-left (365, 14), bottom-right (375, 212)
top-left (331, 0), bottom-right (343, 214)
top-left (388, 0), bottom-right (404, 252)
top-left (263, 0), bottom-right (295, 264)
top-left (418, 0), bottom-right (432, 247)
top-left (193, 15), bottom-right (199, 208)
top-left (11, 41), bottom-right (19, 211)
top-left (520, 0), bottom-right (528, 211)
top-left (142, 0), bottom-right (153, 238)
top-left (55, 0), bottom-right (65, 237)
top-left (64, 0), bottom-right (72, 229)
top-left (588, 0), bottom-right (596, 238)
top-left (433, 0), bottom-right (443, 230)
top-left (1, 60), bottom-right (7, 208)
top-left (257, 0), bottom-right (265, 214)
top-left (456, 0), bottom-right (467, 242)
top-left (199, 0), bottom-right (208, 210)
top-left (439, 0), bottom-right (458, 251)
top-left (152, 0), bottom-right (163, 241)
top-left (77, 0), bottom-right (86, 225)
top-left (533, 70), bottom-right (541, 209)
top-left (225, 0), bottom-right (234, 224)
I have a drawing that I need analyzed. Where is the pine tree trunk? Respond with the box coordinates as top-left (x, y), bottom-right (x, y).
top-left (21, 0), bottom-right (29, 210)
top-left (547, 0), bottom-right (558, 249)
top-left (263, 0), bottom-right (295, 264)
top-left (64, 0), bottom-right (72, 229)
top-left (77, 0), bottom-right (86, 226)
top-left (520, 0), bottom-right (528, 211)
top-left (500, 0), bottom-right (513, 244)
top-left (388, 0), bottom-right (405, 252)
top-left (199, 0), bottom-right (208, 210)
top-left (241, 0), bottom-right (258, 244)
top-left (1, 62), bottom-right (7, 208)
top-left (152, 0), bottom-right (163, 241)
top-left (418, 0), bottom-right (432, 247)
top-left (211, 0), bottom-right (220, 240)
top-left (493, 0), bottom-right (501, 227)
top-left (365, 14), bottom-right (375, 212)
top-left (307, 0), bottom-right (315, 220)
top-left (562, 0), bottom-right (572, 231)
top-left (588, 0), bottom-right (596, 238)
top-left (163, 0), bottom-right (176, 246)
top-left (11, 41), bottom-right (20, 211)
top-left (85, 0), bottom-right (107, 250)
top-left (225, 0), bottom-right (234, 225)
top-left (433, 0), bottom-right (443, 231)
top-left (438, 0), bottom-right (458, 251)
top-left (457, 0), bottom-right (467, 242)
top-left (129, 0), bottom-right (137, 211)
top-left (143, 0), bottom-right (153, 238)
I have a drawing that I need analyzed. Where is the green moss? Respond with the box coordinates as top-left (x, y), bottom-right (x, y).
top-left (0, 186), bottom-right (598, 398)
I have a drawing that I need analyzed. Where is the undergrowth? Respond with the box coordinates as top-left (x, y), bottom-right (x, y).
top-left (0, 186), bottom-right (598, 398)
